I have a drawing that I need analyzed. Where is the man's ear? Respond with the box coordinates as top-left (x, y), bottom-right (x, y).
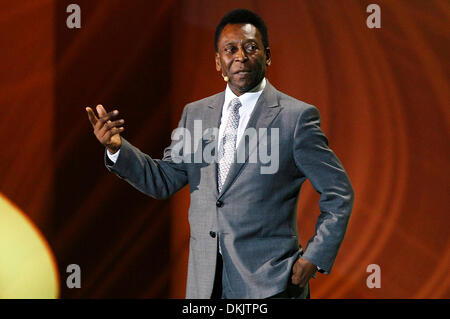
top-left (215, 53), bottom-right (222, 72)
top-left (265, 47), bottom-right (271, 66)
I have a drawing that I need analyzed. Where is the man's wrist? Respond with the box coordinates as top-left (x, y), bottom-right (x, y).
top-left (107, 146), bottom-right (119, 154)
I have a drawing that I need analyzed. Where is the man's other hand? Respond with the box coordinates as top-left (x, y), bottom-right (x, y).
top-left (86, 104), bottom-right (124, 154)
top-left (291, 257), bottom-right (318, 287)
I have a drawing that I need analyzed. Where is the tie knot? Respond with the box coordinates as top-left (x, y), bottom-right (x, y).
top-left (229, 97), bottom-right (242, 111)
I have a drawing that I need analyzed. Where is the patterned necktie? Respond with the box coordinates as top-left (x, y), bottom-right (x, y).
top-left (218, 97), bottom-right (242, 192)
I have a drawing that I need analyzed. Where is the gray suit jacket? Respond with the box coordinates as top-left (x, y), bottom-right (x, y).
top-left (105, 81), bottom-right (354, 298)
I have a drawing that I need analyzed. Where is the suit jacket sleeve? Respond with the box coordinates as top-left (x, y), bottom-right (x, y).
top-left (293, 105), bottom-right (354, 273)
top-left (104, 106), bottom-right (189, 200)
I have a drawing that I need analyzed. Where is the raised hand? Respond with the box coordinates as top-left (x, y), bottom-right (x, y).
top-left (86, 104), bottom-right (125, 154)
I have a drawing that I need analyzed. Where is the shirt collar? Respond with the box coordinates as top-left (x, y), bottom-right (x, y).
top-left (224, 78), bottom-right (266, 110)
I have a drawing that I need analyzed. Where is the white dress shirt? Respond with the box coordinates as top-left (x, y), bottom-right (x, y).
top-left (107, 147), bottom-right (120, 162)
top-left (218, 77), bottom-right (266, 148)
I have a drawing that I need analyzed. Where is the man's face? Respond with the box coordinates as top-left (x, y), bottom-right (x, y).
top-left (215, 23), bottom-right (271, 96)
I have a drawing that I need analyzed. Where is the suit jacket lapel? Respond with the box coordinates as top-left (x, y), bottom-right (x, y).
top-left (218, 81), bottom-right (281, 198)
top-left (203, 92), bottom-right (224, 197)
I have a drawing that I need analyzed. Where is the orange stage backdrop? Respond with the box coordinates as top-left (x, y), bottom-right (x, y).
top-left (0, 0), bottom-right (448, 298)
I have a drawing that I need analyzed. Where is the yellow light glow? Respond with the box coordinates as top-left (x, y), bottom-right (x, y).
top-left (0, 193), bottom-right (59, 298)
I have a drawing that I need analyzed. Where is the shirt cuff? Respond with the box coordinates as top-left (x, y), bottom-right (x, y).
top-left (106, 148), bottom-right (120, 163)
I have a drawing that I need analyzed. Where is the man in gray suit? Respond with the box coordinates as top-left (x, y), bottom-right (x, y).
top-left (86, 9), bottom-right (354, 299)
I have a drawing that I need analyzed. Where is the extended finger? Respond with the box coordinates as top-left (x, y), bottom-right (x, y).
top-left (96, 104), bottom-right (108, 117)
top-left (85, 107), bottom-right (98, 127)
top-left (95, 110), bottom-right (119, 131)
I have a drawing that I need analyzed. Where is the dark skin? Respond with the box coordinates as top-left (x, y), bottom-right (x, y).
top-left (86, 22), bottom-right (318, 288)
top-left (215, 23), bottom-right (270, 96)
top-left (86, 104), bottom-right (123, 154)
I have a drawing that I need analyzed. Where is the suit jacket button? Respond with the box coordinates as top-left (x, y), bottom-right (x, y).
top-left (209, 231), bottom-right (216, 238)
top-left (216, 200), bottom-right (223, 207)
